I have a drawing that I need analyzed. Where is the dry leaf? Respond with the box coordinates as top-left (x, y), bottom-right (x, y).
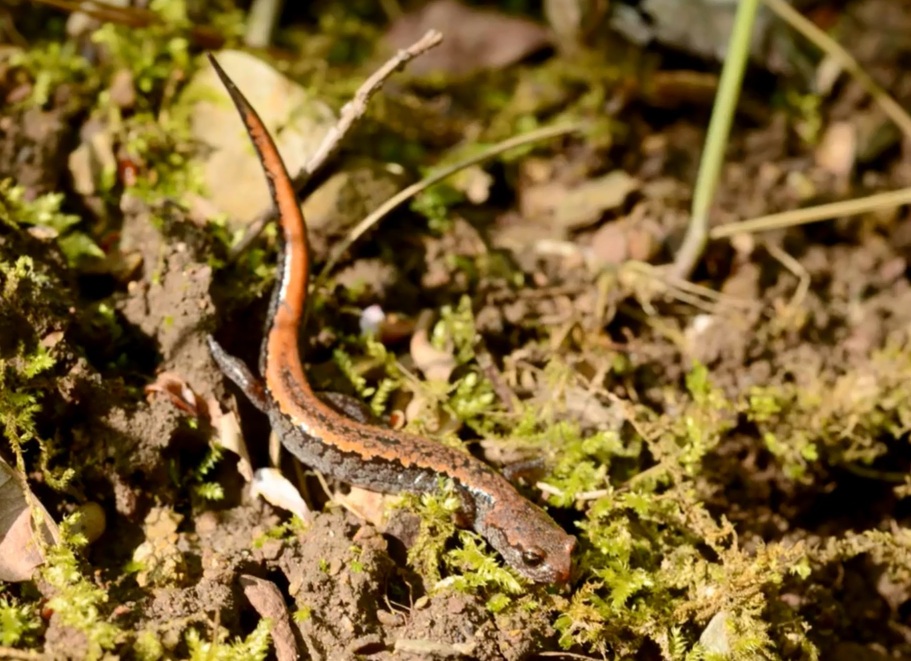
top-left (184, 50), bottom-right (336, 228)
top-left (0, 457), bottom-right (60, 582)
top-left (553, 171), bottom-right (639, 230)
top-left (146, 371), bottom-right (202, 414)
top-left (251, 468), bottom-right (311, 521)
top-left (207, 397), bottom-right (253, 482)
top-left (409, 311), bottom-right (456, 382)
top-left (147, 372), bottom-right (253, 481)
top-left (385, 0), bottom-right (549, 77)
top-left (240, 574), bottom-right (302, 661)
top-left (333, 487), bottom-right (396, 529)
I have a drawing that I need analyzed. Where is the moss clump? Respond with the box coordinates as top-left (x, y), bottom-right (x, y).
top-left (184, 618), bottom-right (272, 661)
top-left (332, 334), bottom-right (404, 418)
top-left (0, 254), bottom-right (75, 488)
top-left (7, 40), bottom-right (92, 109)
top-left (746, 329), bottom-right (911, 480)
top-left (0, 596), bottom-right (41, 647)
top-left (402, 481), bottom-right (462, 585)
top-left (0, 181), bottom-right (104, 269)
top-left (41, 518), bottom-right (122, 660)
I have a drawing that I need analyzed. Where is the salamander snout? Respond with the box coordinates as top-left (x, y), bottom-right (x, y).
top-left (518, 534), bottom-right (576, 584)
top-left (484, 500), bottom-right (576, 584)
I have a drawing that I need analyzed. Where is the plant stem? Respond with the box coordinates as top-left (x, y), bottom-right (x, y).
top-left (671, 0), bottom-right (762, 280)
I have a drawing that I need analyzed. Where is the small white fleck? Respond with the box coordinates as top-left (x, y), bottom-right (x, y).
top-left (360, 304), bottom-right (385, 337)
top-left (251, 468), bottom-right (311, 521)
top-left (691, 314), bottom-right (715, 336)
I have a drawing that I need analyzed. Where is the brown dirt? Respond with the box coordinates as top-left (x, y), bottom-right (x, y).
top-left (5, 0), bottom-right (911, 659)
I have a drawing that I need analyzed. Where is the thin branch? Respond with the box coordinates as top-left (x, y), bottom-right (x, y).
top-left (764, 0), bottom-right (911, 141)
top-left (710, 187), bottom-right (911, 238)
top-left (766, 241), bottom-right (810, 310)
top-left (31, 0), bottom-right (225, 48)
top-left (228, 29), bottom-right (444, 262)
top-left (311, 31), bottom-right (443, 178)
top-left (0, 647), bottom-right (41, 660)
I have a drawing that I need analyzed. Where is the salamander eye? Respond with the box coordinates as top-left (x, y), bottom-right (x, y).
top-left (521, 547), bottom-right (546, 568)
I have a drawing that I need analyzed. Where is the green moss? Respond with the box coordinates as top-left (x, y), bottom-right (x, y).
top-left (783, 89), bottom-right (823, 145)
top-left (190, 442), bottom-right (226, 502)
top-left (742, 330), bottom-right (911, 480)
top-left (523, 361), bottom-right (820, 656)
top-left (0, 181), bottom-right (104, 268)
top-left (133, 630), bottom-right (165, 661)
top-left (184, 618), bottom-right (271, 661)
top-left (443, 532), bottom-right (525, 595)
top-left (348, 545), bottom-right (365, 573)
top-left (411, 182), bottom-right (464, 232)
top-left (402, 481), bottom-right (461, 585)
top-left (42, 517), bottom-right (122, 660)
top-left (90, 3), bottom-right (191, 99)
top-left (252, 518), bottom-right (307, 548)
top-left (0, 597), bottom-right (41, 647)
top-left (118, 109), bottom-right (205, 203)
top-left (0, 257), bottom-right (74, 489)
top-left (332, 334), bottom-right (404, 417)
top-left (8, 41), bottom-right (92, 108)
top-left (819, 529), bottom-right (911, 583)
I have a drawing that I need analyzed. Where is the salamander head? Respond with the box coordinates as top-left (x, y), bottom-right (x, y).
top-left (482, 498), bottom-right (576, 584)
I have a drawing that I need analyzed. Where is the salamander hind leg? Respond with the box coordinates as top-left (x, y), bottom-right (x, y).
top-left (452, 485), bottom-right (477, 529)
top-left (207, 335), bottom-right (271, 412)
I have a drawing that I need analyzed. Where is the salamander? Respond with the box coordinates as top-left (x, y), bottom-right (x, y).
top-left (205, 53), bottom-right (575, 583)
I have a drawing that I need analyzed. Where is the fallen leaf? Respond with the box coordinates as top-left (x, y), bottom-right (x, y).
top-left (146, 372), bottom-right (253, 481)
top-left (553, 171), bottom-right (639, 230)
top-left (0, 457), bottom-right (60, 582)
top-left (410, 311), bottom-right (456, 382)
top-left (184, 50), bottom-right (336, 228)
top-left (251, 468), bottom-right (311, 521)
top-left (385, 0), bottom-right (550, 77)
top-left (815, 121), bottom-right (857, 179)
top-left (240, 575), bottom-right (301, 661)
top-left (207, 397), bottom-right (253, 482)
top-left (145, 371), bottom-right (202, 415)
top-left (333, 487), bottom-right (395, 530)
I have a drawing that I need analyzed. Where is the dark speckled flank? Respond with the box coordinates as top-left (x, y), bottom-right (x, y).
top-left (206, 54), bottom-right (576, 583)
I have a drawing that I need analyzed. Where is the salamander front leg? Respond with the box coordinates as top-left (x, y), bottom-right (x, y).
top-left (500, 457), bottom-right (548, 486)
top-left (207, 335), bottom-right (271, 412)
top-left (317, 391), bottom-right (381, 425)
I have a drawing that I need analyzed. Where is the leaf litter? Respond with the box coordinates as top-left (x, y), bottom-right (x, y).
top-left (4, 0), bottom-right (911, 659)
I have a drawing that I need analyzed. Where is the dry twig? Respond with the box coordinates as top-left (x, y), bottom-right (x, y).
top-left (228, 29), bottom-right (444, 261)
